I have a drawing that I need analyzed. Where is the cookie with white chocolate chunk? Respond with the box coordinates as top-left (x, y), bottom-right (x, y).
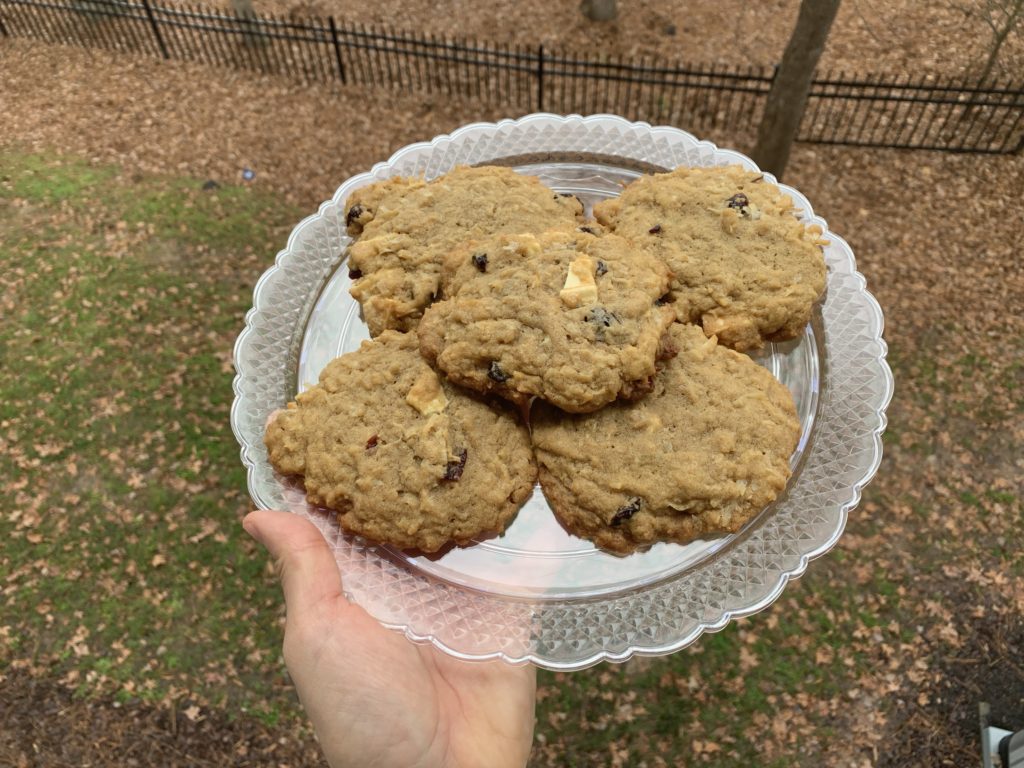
top-left (594, 165), bottom-right (827, 351)
top-left (264, 331), bottom-right (536, 553)
top-left (344, 165), bottom-right (584, 336)
top-left (417, 229), bottom-right (676, 413)
top-left (532, 323), bottom-right (801, 554)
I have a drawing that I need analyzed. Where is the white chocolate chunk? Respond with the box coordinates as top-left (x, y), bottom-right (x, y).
top-left (406, 368), bottom-right (448, 415)
top-left (560, 255), bottom-right (598, 308)
top-left (502, 233), bottom-right (542, 257)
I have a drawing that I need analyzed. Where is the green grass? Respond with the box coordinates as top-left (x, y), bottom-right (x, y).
top-left (0, 148), bottom-right (911, 764)
top-left (0, 149), bottom-right (303, 721)
top-left (534, 561), bottom-right (902, 765)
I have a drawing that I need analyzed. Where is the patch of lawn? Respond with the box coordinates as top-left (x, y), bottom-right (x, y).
top-left (534, 560), bottom-right (901, 765)
top-left (0, 149), bottom-right (304, 722)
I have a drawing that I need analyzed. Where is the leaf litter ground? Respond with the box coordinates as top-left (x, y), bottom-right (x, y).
top-left (1, 38), bottom-right (1023, 768)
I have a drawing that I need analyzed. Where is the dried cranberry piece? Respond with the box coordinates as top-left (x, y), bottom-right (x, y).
top-left (346, 203), bottom-right (365, 227)
top-left (472, 253), bottom-right (488, 272)
top-left (610, 497), bottom-right (642, 526)
top-left (726, 193), bottom-right (749, 210)
top-left (488, 361), bottom-right (510, 383)
top-left (443, 449), bottom-right (468, 482)
top-left (365, 434), bottom-right (379, 451)
top-left (648, 224), bottom-right (662, 235)
top-left (348, 268), bottom-right (363, 280)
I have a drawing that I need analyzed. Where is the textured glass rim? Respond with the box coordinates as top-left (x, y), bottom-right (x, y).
top-left (231, 114), bottom-right (895, 670)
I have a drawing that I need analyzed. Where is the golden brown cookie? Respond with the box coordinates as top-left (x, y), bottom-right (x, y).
top-left (594, 165), bottom-right (827, 351)
top-left (264, 331), bottom-right (536, 553)
top-left (344, 165), bottom-right (584, 336)
top-left (417, 229), bottom-right (676, 413)
top-left (531, 323), bottom-right (801, 554)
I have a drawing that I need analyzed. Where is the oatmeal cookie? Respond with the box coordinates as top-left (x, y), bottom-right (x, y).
top-left (417, 229), bottom-right (676, 413)
top-left (344, 165), bottom-right (584, 335)
top-left (593, 165), bottom-right (827, 351)
top-left (264, 331), bottom-right (536, 552)
top-left (531, 323), bottom-right (801, 554)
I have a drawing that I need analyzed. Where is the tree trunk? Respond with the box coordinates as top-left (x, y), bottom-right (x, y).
top-left (231, 0), bottom-right (261, 47)
top-left (977, 0), bottom-right (1023, 87)
top-left (581, 0), bottom-right (617, 22)
top-left (751, 0), bottom-right (842, 180)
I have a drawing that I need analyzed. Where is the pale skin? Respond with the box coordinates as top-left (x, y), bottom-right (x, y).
top-left (242, 510), bottom-right (537, 768)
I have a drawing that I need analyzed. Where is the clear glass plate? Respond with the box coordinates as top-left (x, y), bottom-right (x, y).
top-left (231, 114), bottom-right (894, 670)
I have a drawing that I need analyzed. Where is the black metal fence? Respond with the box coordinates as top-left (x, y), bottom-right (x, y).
top-left (2, 0), bottom-right (1023, 154)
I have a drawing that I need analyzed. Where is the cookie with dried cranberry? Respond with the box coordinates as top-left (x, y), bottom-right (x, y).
top-left (531, 323), bottom-right (800, 554)
top-left (264, 331), bottom-right (536, 553)
top-left (593, 165), bottom-right (827, 351)
top-left (344, 165), bottom-right (584, 336)
top-left (417, 229), bottom-right (675, 414)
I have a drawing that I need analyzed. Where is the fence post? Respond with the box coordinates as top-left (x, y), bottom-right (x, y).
top-left (328, 16), bottom-right (347, 85)
top-left (537, 44), bottom-right (544, 112)
top-left (141, 0), bottom-right (169, 60)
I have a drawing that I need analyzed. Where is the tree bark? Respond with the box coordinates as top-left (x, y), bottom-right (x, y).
top-left (231, 0), bottom-right (261, 47)
top-left (977, 0), bottom-right (1023, 87)
top-left (581, 0), bottom-right (617, 22)
top-left (752, 0), bottom-right (842, 180)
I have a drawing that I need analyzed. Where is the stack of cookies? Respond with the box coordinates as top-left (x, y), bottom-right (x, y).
top-left (264, 164), bottom-right (828, 555)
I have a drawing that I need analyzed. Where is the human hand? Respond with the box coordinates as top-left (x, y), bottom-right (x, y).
top-left (243, 510), bottom-right (537, 768)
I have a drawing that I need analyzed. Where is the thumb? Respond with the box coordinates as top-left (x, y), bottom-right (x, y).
top-left (243, 510), bottom-right (345, 618)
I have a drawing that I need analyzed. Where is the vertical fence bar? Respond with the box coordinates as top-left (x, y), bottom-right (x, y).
top-left (666, 61), bottom-right (683, 124)
top-left (437, 31), bottom-right (452, 95)
top-left (826, 71), bottom-right (844, 143)
top-left (21, 3), bottom-right (46, 42)
top-left (96, 1), bottom-right (125, 54)
top-left (969, 77), bottom-right (1008, 151)
top-left (409, 27), bottom-right (425, 92)
top-left (252, 15), bottom-right (275, 76)
top-left (536, 43), bottom-right (544, 112)
top-left (356, 25), bottom-right (374, 87)
top-left (997, 86), bottom-right (1024, 152)
top-left (891, 73), bottom-right (914, 146)
top-left (315, 18), bottom-right (332, 83)
top-left (141, 0), bottom-right (168, 58)
top-left (906, 74), bottom-right (942, 149)
top-left (231, 11), bottom-right (257, 74)
top-left (201, 3), bottom-right (227, 67)
top-left (275, 13), bottom-right (295, 78)
top-left (184, 3), bottom-right (209, 65)
top-left (327, 15), bottom-right (346, 84)
top-left (6, 4), bottom-right (27, 39)
top-left (800, 71), bottom-right (824, 141)
top-left (107, 0), bottom-right (138, 54)
top-left (932, 75), bottom-right (963, 148)
top-left (97, 2), bottom-right (121, 53)
top-left (162, 4), bottom-right (191, 62)
top-left (34, 2), bottom-right (55, 44)
top-left (35, 0), bottom-right (66, 45)
top-left (292, 17), bottom-right (311, 83)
